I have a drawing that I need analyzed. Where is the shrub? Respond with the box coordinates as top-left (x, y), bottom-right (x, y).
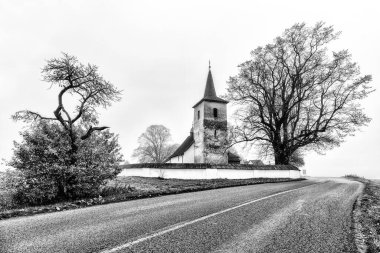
top-left (8, 122), bottom-right (123, 205)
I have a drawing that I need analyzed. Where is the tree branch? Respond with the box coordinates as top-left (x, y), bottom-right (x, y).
top-left (80, 126), bottom-right (109, 140)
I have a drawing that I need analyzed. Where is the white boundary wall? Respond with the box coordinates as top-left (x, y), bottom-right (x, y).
top-left (119, 168), bottom-right (300, 179)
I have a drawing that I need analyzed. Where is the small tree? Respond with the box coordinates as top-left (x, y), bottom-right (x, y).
top-left (10, 53), bottom-right (123, 201)
top-left (133, 125), bottom-right (178, 163)
top-left (8, 121), bottom-right (123, 204)
top-left (227, 22), bottom-right (373, 164)
top-left (12, 53), bottom-right (122, 164)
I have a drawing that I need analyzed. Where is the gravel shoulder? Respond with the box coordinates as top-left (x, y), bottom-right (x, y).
top-left (351, 177), bottom-right (380, 252)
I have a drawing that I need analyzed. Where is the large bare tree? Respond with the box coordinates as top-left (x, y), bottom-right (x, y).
top-left (226, 22), bottom-right (373, 165)
top-left (133, 125), bottom-right (178, 163)
top-left (12, 53), bottom-right (122, 163)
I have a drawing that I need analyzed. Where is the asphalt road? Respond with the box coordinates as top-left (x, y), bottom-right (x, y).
top-left (0, 178), bottom-right (362, 253)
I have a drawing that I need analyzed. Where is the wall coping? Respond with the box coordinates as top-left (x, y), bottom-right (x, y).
top-left (121, 163), bottom-right (300, 171)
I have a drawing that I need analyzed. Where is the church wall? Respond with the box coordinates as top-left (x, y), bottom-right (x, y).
top-left (202, 102), bottom-right (228, 164)
top-left (166, 144), bottom-right (195, 163)
top-left (183, 143), bottom-right (195, 163)
top-left (193, 101), bottom-right (229, 164)
top-left (168, 156), bottom-right (183, 163)
top-left (193, 102), bottom-right (205, 163)
top-left (203, 102), bottom-right (227, 121)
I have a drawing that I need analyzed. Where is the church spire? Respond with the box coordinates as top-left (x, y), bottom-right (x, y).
top-left (192, 62), bottom-right (229, 108)
top-left (203, 63), bottom-right (217, 98)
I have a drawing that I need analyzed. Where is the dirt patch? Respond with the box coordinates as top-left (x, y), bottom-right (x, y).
top-left (0, 176), bottom-right (304, 220)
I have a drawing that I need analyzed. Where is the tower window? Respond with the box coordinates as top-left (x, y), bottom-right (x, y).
top-left (214, 129), bottom-right (217, 138)
top-left (198, 110), bottom-right (200, 120)
top-left (213, 108), bottom-right (218, 118)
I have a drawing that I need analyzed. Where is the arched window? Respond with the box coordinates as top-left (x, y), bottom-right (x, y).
top-left (213, 108), bottom-right (218, 118)
top-left (214, 129), bottom-right (217, 138)
top-left (198, 110), bottom-right (200, 120)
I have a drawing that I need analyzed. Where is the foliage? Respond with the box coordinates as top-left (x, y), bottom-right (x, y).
top-left (203, 120), bottom-right (228, 131)
top-left (0, 170), bottom-right (20, 210)
top-left (8, 121), bottom-right (123, 205)
top-left (133, 125), bottom-right (178, 163)
top-left (226, 22), bottom-right (373, 164)
top-left (289, 150), bottom-right (305, 167)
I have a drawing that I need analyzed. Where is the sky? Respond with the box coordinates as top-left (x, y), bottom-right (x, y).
top-left (0, 0), bottom-right (379, 178)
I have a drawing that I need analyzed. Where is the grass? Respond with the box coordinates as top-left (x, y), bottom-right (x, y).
top-left (345, 175), bottom-right (380, 252)
top-left (0, 176), bottom-right (304, 220)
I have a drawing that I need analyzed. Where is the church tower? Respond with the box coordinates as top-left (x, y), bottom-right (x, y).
top-left (192, 64), bottom-right (229, 164)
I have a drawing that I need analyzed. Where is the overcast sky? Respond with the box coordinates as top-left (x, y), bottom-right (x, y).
top-left (0, 0), bottom-right (379, 178)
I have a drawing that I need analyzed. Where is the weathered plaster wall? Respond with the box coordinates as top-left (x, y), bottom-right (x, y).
top-left (193, 102), bottom-right (205, 163)
top-left (168, 156), bottom-right (182, 163)
top-left (183, 143), bottom-right (195, 163)
top-left (203, 102), bottom-right (227, 121)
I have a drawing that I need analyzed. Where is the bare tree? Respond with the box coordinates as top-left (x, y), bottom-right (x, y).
top-left (133, 125), bottom-right (178, 163)
top-left (12, 53), bottom-right (122, 164)
top-left (226, 22), bottom-right (373, 165)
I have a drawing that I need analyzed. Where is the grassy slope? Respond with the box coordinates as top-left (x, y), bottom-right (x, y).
top-left (0, 176), bottom-right (303, 220)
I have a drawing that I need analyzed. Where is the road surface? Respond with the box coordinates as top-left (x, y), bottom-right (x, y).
top-left (0, 178), bottom-right (362, 253)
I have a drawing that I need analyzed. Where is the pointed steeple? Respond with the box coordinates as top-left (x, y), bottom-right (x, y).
top-left (192, 63), bottom-right (229, 108)
top-left (204, 67), bottom-right (217, 98)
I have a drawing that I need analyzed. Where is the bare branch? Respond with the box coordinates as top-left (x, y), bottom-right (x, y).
top-left (80, 126), bottom-right (109, 140)
top-left (12, 110), bottom-right (60, 122)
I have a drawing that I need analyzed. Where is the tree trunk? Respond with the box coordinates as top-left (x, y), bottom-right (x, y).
top-left (274, 152), bottom-right (290, 164)
top-left (273, 144), bottom-right (290, 165)
top-left (69, 128), bottom-right (78, 165)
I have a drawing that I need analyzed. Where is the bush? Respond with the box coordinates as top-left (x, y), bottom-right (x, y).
top-left (12, 172), bottom-right (58, 205)
top-left (8, 122), bottom-right (123, 205)
top-left (0, 170), bottom-right (19, 210)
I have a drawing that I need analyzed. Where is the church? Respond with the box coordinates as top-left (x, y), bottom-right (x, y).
top-left (121, 64), bottom-right (300, 179)
top-left (166, 65), bottom-right (240, 164)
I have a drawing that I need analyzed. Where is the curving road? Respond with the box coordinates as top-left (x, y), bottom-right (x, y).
top-left (0, 178), bottom-right (362, 253)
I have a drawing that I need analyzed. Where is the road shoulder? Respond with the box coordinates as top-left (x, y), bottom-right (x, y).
top-left (352, 178), bottom-right (380, 252)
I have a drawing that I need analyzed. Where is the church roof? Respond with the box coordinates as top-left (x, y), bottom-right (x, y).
top-left (166, 133), bottom-right (194, 160)
top-left (193, 67), bottom-right (228, 108)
